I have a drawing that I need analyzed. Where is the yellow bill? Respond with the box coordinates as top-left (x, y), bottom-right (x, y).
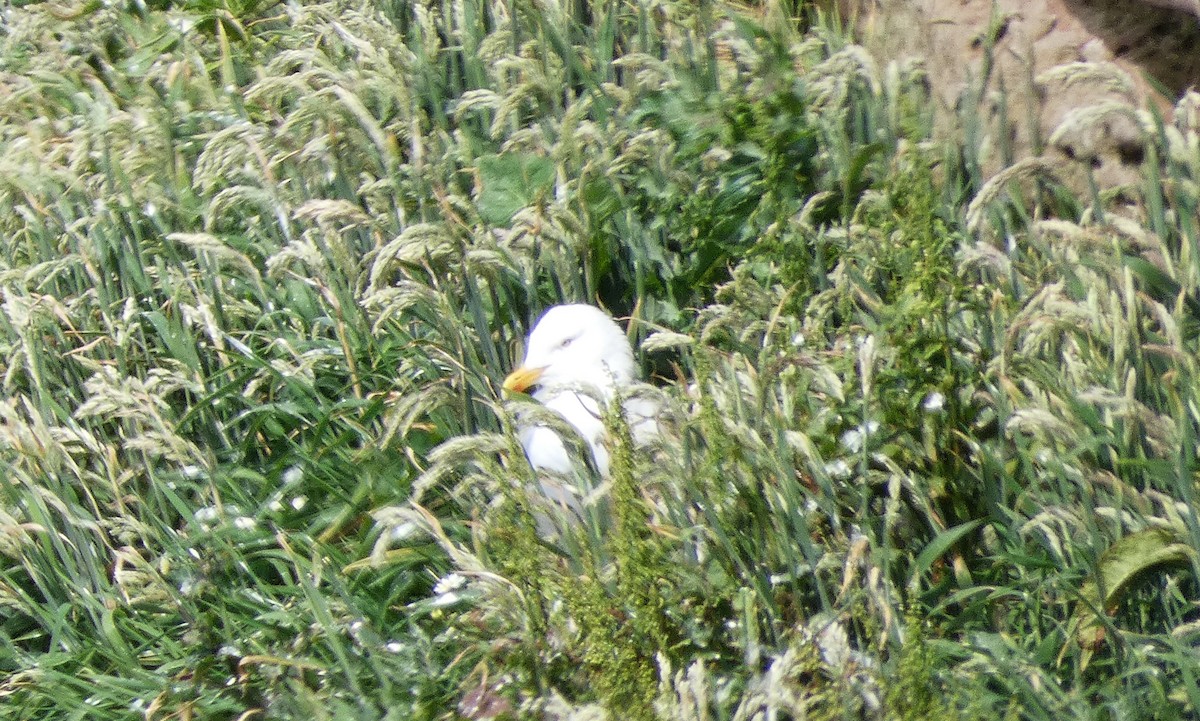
top-left (502, 366), bottom-right (544, 393)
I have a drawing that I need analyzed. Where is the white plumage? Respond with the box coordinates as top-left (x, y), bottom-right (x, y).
top-left (503, 304), bottom-right (658, 480)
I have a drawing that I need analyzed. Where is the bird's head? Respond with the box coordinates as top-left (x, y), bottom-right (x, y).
top-left (502, 304), bottom-right (636, 397)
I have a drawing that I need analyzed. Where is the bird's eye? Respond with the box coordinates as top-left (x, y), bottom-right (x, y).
top-left (559, 337), bottom-right (574, 349)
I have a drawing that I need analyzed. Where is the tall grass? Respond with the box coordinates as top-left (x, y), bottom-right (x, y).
top-left (2, 0), bottom-right (1200, 719)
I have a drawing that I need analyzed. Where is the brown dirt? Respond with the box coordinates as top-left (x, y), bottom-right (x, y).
top-left (825, 0), bottom-right (1200, 189)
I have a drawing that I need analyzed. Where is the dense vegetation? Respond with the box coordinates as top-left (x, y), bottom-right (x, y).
top-left (2, 0), bottom-right (1200, 718)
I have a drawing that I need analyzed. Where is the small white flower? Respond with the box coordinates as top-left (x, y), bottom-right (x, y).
top-left (840, 421), bottom-right (879, 453)
top-left (841, 429), bottom-right (862, 451)
top-left (168, 15), bottom-right (196, 33)
top-left (433, 573), bottom-right (467, 596)
top-left (431, 591), bottom-right (461, 607)
top-left (385, 641), bottom-right (404, 653)
top-left (233, 516), bottom-right (257, 531)
top-left (792, 332), bottom-right (806, 347)
top-left (824, 459), bottom-right (851, 479)
top-left (194, 506), bottom-right (219, 524)
top-left (181, 465), bottom-right (204, 479)
top-left (428, 573), bottom-right (471, 608)
top-left (282, 466), bottom-right (303, 485)
top-left (923, 392), bottom-right (946, 413)
top-left (291, 496), bottom-right (308, 511)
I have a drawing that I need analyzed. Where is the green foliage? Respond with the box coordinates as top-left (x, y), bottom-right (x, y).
top-left (5, 0), bottom-right (1200, 719)
top-left (886, 611), bottom-right (956, 721)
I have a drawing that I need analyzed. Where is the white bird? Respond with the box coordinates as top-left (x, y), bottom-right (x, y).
top-left (502, 304), bottom-right (658, 482)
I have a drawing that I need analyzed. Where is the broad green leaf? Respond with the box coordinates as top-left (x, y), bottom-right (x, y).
top-left (477, 153), bottom-right (555, 226)
top-left (912, 519), bottom-right (983, 583)
top-left (1073, 527), bottom-right (1196, 667)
